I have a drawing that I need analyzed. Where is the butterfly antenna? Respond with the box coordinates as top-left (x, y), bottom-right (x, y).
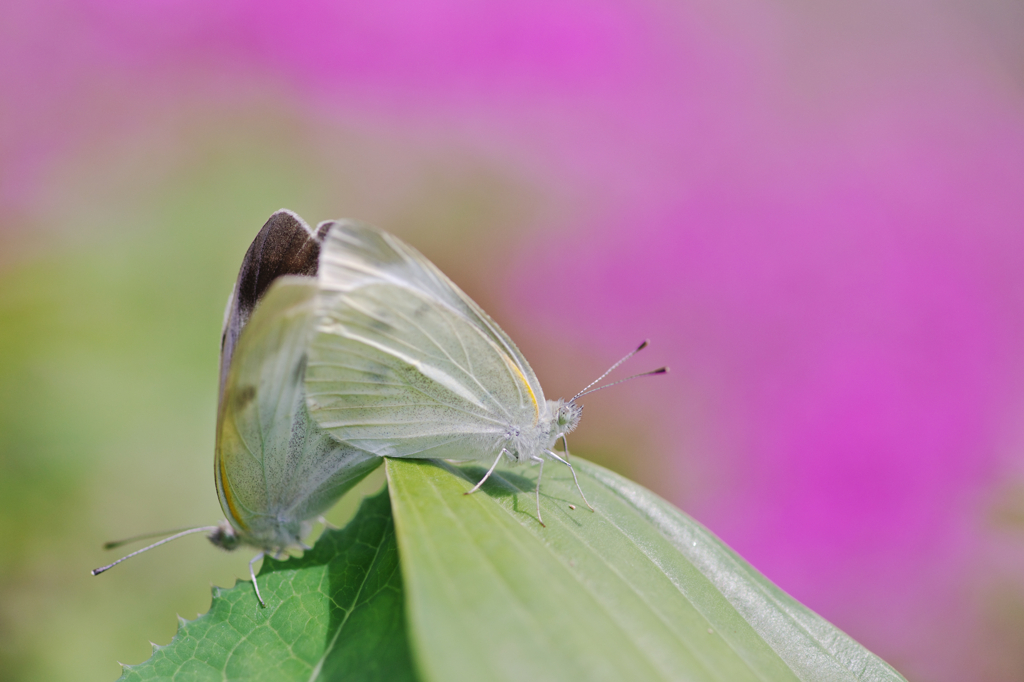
top-left (574, 367), bottom-right (668, 399)
top-left (91, 526), bottom-right (221, 576)
top-left (102, 526), bottom-right (212, 550)
top-left (572, 340), bottom-right (652, 402)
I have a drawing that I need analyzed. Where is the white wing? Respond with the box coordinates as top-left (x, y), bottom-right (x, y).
top-left (216, 276), bottom-right (380, 549)
top-left (316, 220), bottom-right (544, 401)
top-left (305, 221), bottom-right (545, 460)
top-left (218, 209), bottom-right (329, 401)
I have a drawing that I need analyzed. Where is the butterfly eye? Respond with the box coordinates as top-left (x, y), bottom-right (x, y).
top-left (557, 406), bottom-right (572, 426)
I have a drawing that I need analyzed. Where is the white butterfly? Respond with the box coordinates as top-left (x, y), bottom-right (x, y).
top-left (93, 210), bottom-right (664, 606)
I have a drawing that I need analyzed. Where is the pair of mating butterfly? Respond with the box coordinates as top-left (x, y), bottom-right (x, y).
top-left (93, 211), bottom-right (666, 606)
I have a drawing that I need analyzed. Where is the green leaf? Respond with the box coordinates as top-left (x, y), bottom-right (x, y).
top-left (117, 487), bottom-right (417, 682)
top-left (117, 458), bottom-right (906, 682)
top-left (385, 456), bottom-right (907, 682)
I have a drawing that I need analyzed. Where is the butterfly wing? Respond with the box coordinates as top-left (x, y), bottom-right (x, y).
top-left (305, 221), bottom-right (546, 460)
top-left (315, 220), bottom-right (544, 400)
top-left (216, 276), bottom-right (380, 550)
top-left (219, 209), bottom-right (330, 401)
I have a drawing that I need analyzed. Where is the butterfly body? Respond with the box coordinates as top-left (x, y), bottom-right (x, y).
top-left (211, 214), bottom-right (585, 554)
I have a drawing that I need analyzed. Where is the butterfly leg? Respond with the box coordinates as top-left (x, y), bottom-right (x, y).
top-left (465, 448), bottom-right (510, 495)
top-left (249, 552), bottom-right (266, 608)
top-left (559, 434), bottom-right (594, 511)
top-left (530, 455), bottom-right (547, 527)
top-left (318, 515), bottom-right (339, 530)
top-left (545, 449), bottom-right (596, 512)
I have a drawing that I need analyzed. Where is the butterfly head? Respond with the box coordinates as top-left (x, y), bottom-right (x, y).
top-left (207, 520), bottom-right (244, 551)
top-left (549, 398), bottom-right (583, 437)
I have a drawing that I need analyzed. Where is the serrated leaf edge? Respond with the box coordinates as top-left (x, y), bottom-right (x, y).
top-left (116, 576), bottom-right (269, 678)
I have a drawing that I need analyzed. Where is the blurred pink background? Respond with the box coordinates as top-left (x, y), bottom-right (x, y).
top-left (3, 1), bottom-right (1024, 680)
